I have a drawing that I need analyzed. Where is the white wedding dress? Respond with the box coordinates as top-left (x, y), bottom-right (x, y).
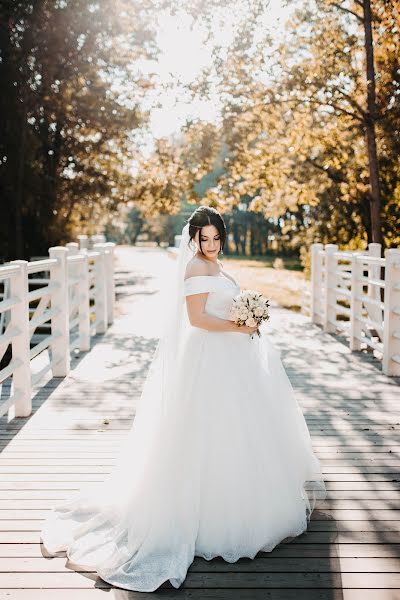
top-left (40, 246), bottom-right (326, 592)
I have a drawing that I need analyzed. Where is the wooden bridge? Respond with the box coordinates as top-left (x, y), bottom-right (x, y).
top-left (0, 245), bottom-right (399, 599)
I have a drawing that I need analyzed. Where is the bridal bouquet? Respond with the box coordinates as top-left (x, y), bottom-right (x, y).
top-left (229, 290), bottom-right (270, 338)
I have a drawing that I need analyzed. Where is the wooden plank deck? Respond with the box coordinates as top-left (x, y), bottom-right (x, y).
top-left (0, 245), bottom-right (399, 600)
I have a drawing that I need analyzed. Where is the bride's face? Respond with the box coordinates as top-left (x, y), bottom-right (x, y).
top-left (195, 224), bottom-right (221, 259)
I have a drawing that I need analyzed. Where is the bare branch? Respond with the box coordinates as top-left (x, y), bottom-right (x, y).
top-left (312, 99), bottom-right (364, 121)
top-left (305, 157), bottom-right (348, 184)
top-left (261, 96), bottom-right (365, 123)
top-left (337, 89), bottom-right (368, 119)
top-left (329, 2), bottom-right (364, 23)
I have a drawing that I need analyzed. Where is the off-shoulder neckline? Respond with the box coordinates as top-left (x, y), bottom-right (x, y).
top-left (184, 274), bottom-right (239, 287)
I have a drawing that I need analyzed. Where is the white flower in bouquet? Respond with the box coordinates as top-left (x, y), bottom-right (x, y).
top-left (230, 289), bottom-right (270, 338)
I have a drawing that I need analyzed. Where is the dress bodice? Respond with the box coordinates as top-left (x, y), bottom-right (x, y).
top-left (183, 275), bottom-right (240, 321)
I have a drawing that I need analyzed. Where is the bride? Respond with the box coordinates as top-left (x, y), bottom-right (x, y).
top-left (40, 205), bottom-right (326, 592)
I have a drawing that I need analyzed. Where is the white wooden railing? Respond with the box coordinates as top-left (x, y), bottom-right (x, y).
top-left (309, 242), bottom-right (400, 376)
top-left (0, 239), bottom-right (115, 418)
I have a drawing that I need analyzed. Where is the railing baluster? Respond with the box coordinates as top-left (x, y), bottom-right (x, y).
top-left (323, 244), bottom-right (338, 333)
top-left (8, 260), bottom-right (32, 417)
top-left (104, 242), bottom-right (115, 326)
top-left (78, 252), bottom-right (90, 351)
top-left (311, 243), bottom-right (324, 325)
top-left (92, 243), bottom-right (108, 334)
top-left (383, 249), bottom-right (400, 376)
top-left (49, 247), bottom-right (70, 377)
top-left (350, 255), bottom-right (364, 351)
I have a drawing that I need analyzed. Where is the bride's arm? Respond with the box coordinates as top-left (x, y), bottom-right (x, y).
top-left (186, 293), bottom-right (238, 332)
top-left (184, 261), bottom-right (258, 334)
top-left (186, 294), bottom-right (258, 334)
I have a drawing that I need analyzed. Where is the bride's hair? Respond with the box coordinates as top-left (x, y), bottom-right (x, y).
top-left (187, 206), bottom-right (226, 256)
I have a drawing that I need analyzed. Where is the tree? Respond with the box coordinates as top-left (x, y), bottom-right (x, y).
top-left (188, 0), bottom-right (400, 249)
top-left (0, 0), bottom-right (155, 259)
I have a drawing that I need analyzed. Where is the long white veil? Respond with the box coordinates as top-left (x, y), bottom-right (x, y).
top-left (156, 222), bottom-right (196, 417)
top-left (41, 222), bottom-right (206, 589)
top-left (41, 221), bottom-right (200, 565)
top-left (103, 221), bottom-right (196, 480)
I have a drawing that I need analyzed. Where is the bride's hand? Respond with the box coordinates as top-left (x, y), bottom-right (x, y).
top-left (236, 324), bottom-right (259, 335)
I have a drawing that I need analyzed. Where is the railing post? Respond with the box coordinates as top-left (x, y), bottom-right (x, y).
top-left (366, 243), bottom-right (383, 335)
top-left (91, 234), bottom-right (106, 246)
top-left (367, 243), bottom-right (382, 289)
top-left (350, 254), bottom-right (363, 351)
top-left (66, 242), bottom-right (79, 255)
top-left (92, 244), bottom-right (107, 334)
top-left (66, 242), bottom-right (90, 352)
top-left (8, 261), bottom-right (32, 416)
top-left (323, 244), bottom-right (338, 332)
top-left (77, 235), bottom-right (89, 251)
top-left (104, 242), bottom-right (115, 325)
top-left (49, 247), bottom-right (70, 377)
top-left (0, 279), bottom-right (10, 335)
top-left (66, 242), bottom-right (79, 306)
top-left (311, 243), bottom-right (324, 325)
top-left (78, 253), bottom-right (90, 351)
top-left (383, 249), bottom-right (400, 376)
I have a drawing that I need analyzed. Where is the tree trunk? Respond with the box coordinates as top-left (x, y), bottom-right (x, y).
top-left (132, 222), bottom-right (143, 244)
top-left (240, 225), bottom-right (247, 255)
top-left (233, 222), bottom-right (240, 254)
top-left (250, 223), bottom-right (255, 255)
top-left (363, 0), bottom-right (383, 246)
top-left (15, 107), bottom-right (26, 258)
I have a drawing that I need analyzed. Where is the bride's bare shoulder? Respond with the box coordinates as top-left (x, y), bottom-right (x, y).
top-left (184, 256), bottom-right (212, 281)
